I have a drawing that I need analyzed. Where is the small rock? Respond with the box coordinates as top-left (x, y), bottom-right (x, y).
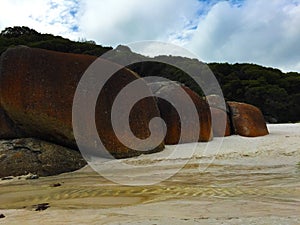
top-left (50, 183), bottom-right (61, 187)
top-left (1, 176), bottom-right (14, 180)
top-left (0, 214), bottom-right (5, 218)
top-left (33, 203), bottom-right (50, 211)
top-left (25, 173), bottom-right (39, 180)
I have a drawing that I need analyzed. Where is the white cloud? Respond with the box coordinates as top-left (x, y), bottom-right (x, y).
top-left (0, 0), bottom-right (80, 40)
top-left (187, 0), bottom-right (300, 72)
top-left (77, 0), bottom-right (201, 46)
top-left (0, 0), bottom-right (300, 72)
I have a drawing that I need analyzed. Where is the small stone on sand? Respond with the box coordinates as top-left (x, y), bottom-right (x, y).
top-left (33, 203), bottom-right (50, 211)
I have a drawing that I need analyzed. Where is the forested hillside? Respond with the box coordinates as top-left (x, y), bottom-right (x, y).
top-left (0, 26), bottom-right (299, 123)
top-left (0, 26), bottom-right (112, 56)
top-left (209, 63), bottom-right (300, 123)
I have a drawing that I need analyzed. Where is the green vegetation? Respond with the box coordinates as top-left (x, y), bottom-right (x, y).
top-left (0, 26), bottom-right (112, 56)
top-left (0, 26), bottom-right (299, 123)
top-left (209, 63), bottom-right (300, 123)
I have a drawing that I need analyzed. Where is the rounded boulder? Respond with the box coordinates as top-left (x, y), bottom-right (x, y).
top-left (149, 82), bottom-right (213, 144)
top-left (228, 101), bottom-right (269, 137)
top-left (0, 46), bottom-right (164, 158)
top-left (206, 95), bottom-right (231, 137)
top-left (0, 138), bottom-right (86, 177)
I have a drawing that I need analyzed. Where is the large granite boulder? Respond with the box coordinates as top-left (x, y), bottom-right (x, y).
top-left (0, 107), bottom-right (20, 139)
top-left (149, 82), bottom-right (213, 144)
top-left (0, 46), bottom-right (164, 158)
top-left (228, 101), bottom-right (269, 137)
top-left (206, 95), bottom-right (231, 137)
top-left (209, 107), bottom-right (231, 137)
top-left (0, 138), bottom-right (86, 178)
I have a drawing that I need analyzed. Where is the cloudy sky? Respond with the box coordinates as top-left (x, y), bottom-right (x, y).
top-left (0, 0), bottom-right (300, 72)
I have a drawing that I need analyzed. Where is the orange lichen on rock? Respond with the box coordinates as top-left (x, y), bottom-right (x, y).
top-left (206, 95), bottom-right (231, 137)
top-left (228, 101), bottom-right (269, 137)
top-left (149, 82), bottom-right (212, 145)
top-left (0, 46), bottom-right (164, 158)
top-left (209, 107), bottom-right (231, 137)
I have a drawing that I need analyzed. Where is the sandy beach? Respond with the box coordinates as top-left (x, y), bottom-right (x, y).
top-left (0, 124), bottom-right (299, 224)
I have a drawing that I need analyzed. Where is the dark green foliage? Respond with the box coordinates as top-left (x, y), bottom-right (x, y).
top-left (0, 26), bottom-right (39, 38)
top-left (0, 26), bottom-right (299, 123)
top-left (209, 63), bottom-right (300, 123)
top-left (0, 26), bottom-right (112, 56)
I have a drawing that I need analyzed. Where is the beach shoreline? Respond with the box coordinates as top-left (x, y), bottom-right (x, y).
top-left (0, 123), bottom-right (299, 224)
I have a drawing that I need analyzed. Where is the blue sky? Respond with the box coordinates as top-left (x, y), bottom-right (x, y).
top-left (0, 0), bottom-right (300, 72)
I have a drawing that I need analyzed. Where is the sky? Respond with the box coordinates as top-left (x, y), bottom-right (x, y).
top-left (0, 0), bottom-right (300, 72)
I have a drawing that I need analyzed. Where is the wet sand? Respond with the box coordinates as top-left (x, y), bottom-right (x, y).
top-left (0, 124), bottom-right (299, 224)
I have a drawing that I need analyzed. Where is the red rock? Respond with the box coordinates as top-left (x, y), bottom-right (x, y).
top-left (210, 107), bottom-right (231, 137)
top-left (149, 82), bottom-right (213, 144)
top-left (228, 101), bottom-right (269, 137)
top-left (206, 95), bottom-right (231, 137)
top-left (0, 106), bottom-right (19, 139)
top-left (0, 46), bottom-right (164, 158)
top-left (206, 94), bottom-right (228, 111)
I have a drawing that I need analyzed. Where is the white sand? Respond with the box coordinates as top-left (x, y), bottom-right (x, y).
top-left (0, 124), bottom-right (299, 224)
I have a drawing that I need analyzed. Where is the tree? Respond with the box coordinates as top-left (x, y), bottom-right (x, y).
top-left (0, 26), bottom-right (38, 38)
